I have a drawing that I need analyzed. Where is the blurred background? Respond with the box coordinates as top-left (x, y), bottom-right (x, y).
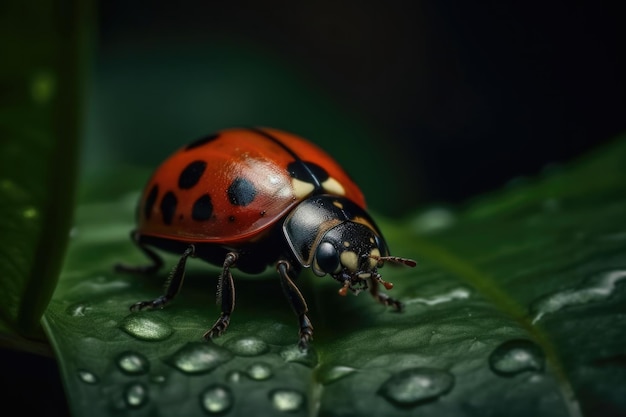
top-left (84, 0), bottom-right (625, 216)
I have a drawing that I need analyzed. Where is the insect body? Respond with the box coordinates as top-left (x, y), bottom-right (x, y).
top-left (116, 127), bottom-right (416, 349)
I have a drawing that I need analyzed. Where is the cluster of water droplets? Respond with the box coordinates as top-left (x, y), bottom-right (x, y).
top-left (74, 332), bottom-right (317, 414)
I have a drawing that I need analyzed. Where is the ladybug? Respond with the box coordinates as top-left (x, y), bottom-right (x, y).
top-left (116, 127), bottom-right (416, 349)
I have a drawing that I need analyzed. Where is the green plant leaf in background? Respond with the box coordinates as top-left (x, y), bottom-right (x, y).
top-left (0, 0), bottom-right (91, 353)
top-left (43, 134), bottom-right (626, 417)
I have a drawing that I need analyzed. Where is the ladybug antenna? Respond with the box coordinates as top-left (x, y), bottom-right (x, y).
top-left (369, 254), bottom-right (417, 268)
top-left (373, 271), bottom-right (395, 290)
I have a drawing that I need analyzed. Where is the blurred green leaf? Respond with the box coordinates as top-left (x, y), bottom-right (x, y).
top-left (43, 134), bottom-right (626, 416)
top-left (0, 0), bottom-right (90, 351)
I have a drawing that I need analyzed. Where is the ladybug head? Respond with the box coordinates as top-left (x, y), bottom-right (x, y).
top-left (311, 222), bottom-right (416, 296)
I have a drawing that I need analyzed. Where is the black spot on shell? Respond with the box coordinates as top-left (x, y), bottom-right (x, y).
top-left (185, 133), bottom-right (219, 150)
top-left (227, 177), bottom-right (257, 206)
top-left (192, 194), bottom-right (213, 221)
top-left (144, 184), bottom-right (159, 220)
top-left (287, 161), bottom-right (329, 182)
top-left (228, 215), bottom-right (236, 222)
top-left (160, 191), bottom-right (177, 225)
top-left (178, 160), bottom-right (207, 189)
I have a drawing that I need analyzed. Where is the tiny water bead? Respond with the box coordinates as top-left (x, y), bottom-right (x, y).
top-left (318, 365), bottom-right (357, 385)
top-left (124, 382), bottom-right (149, 408)
top-left (77, 369), bottom-right (99, 384)
top-left (377, 367), bottom-right (455, 407)
top-left (269, 389), bottom-right (305, 412)
top-left (489, 339), bottom-right (545, 377)
top-left (246, 362), bottom-right (273, 380)
top-left (530, 269), bottom-right (626, 323)
top-left (200, 385), bottom-right (233, 415)
top-left (167, 342), bottom-right (233, 374)
top-left (226, 370), bottom-right (243, 383)
top-left (116, 351), bottom-right (150, 375)
top-left (224, 336), bottom-right (269, 356)
top-left (120, 315), bottom-right (173, 341)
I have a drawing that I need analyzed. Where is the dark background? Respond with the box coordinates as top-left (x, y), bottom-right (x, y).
top-left (84, 0), bottom-right (625, 216)
top-left (5, 1), bottom-right (626, 416)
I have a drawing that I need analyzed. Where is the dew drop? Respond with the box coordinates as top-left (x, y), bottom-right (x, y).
top-left (200, 385), bottom-right (233, 415)
top-left (270, 389), bottom-right (305, 412)
top-left (116, 351), bottom-right (150, 375)
top-left (319, 365), bottom-right (357, 385)
top-left (224, 336), bottom-right (269, 356)
top-left (167, 342), bottom-right (233, 374)
top-left (378, 367), bottom-right (454, 407)
top-left (151, 375), bottom-right (166, 384)
top-left (77, 369), bottom-right (98, 384)
top-left (120, 315), bottom-right (173, 341)
top-left (530, 270), bottom-right (626, 323)
top-left (279, 345), bottom-right (318, 367)
top-left (489, 339), bottom-right (545, 377)
top-left (124, 382), bottom-right (148, 408)
top-left (226, 370), bottom-right (242, 383)
top-left (247, 362), bottom-right (273, 380)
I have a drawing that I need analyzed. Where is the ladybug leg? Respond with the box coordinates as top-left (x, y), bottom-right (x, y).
top-left (369, 275), bottom-right (404, 312)
top-left (277, 260), bottom-right (314, 350)
top-left (115, 231), bottom-right (164, 275)
top-left (203, 252), bottom-right (238, 340)
top-left (129, 245), bottom-right (195, 311)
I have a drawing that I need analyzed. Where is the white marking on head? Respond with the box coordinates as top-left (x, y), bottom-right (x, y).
top-left (340, 251), bottom-right (359, 272)
top-left (369, 248), bottom-right (381, 269)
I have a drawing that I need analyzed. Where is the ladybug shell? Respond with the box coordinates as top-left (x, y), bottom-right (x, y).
top-left (137, 127), bottom-right (366, 245)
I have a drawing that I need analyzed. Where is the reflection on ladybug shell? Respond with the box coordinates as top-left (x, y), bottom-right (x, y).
top-left (136, 127), bottom-right (366, 244)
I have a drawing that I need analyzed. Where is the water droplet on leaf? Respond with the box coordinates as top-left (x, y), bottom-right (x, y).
top-left (247, 362), bottom-right (273, 380)
top-left (167, 342), bottom-right (233, 374)
top-left (319, 365), bottom-right (357, 385)
top-left (489, 339), bottom-right (545, 376)
top-left (78, 369), bottom-right (98, 384)
top-left (200, 385), bottom-right (233, 414)
top-left (270, 389), bottom-right (305, 412)
top-left (226, 370), bottom-right (242, 383)
top-left (124, 382), bottom-right (148, 408)
top-left (121, 315), bottom-right (173, 341)
top-left (224, 336), bottom-right (269, 356)
top-left (116, 351), bottom-right (150, 375)
top-left (378, 367), bottom-right (454, 407)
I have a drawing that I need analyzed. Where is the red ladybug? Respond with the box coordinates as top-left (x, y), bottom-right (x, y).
top-left (116, 127), bottom-right (416, 349)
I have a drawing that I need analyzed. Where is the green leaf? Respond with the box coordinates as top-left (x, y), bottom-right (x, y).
top-left (0, 0), bottom-right (91, 351)
top-left (43, 134), bottom-right (626, 416)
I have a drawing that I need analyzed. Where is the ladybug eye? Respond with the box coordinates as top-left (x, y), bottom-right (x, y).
top-left (315, 241), bottom-right (340, 275)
